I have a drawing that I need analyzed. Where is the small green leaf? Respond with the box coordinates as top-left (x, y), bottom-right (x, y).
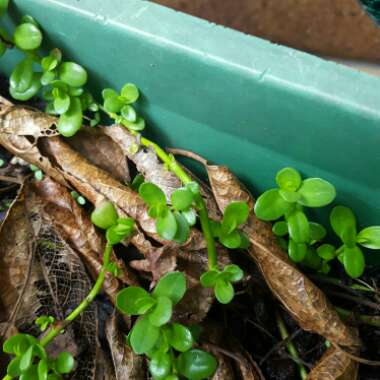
top-left (40, 70), bottom-right (56, 86)
top-left (148, 296), bottom-right (173, 326)
top-left (219, 229), bottom-right (242, 249)
top-left (55, 352), bottom-right (74, 374)
top-left (58, 62), bottom-right (88, 87)
top-left (309, 222), bottom-right (326, 242)
top-left (173, 211), bottom-right (190, 244)
top-left (276, 167), bottom-right (302, 192)
top-left (357, 226), bottom-right (380, 249)
top-left (139, 182), bottom-right (167, 207)
top-left (156, 210), bottom-right (178, 240)
top-left (297, 178), bottom-right (336, 207)
top-left (317, 244), bottom-right (336, 261)
top-left (104, 95), bottom-right (125, 113)
top-left (106, 218), bottom-right (135, 244)
top-left (121, 83), bottom-right (139, 103)
top-left (320, 261), bottom-right (331, 274)
top-left (302, 247), bottom-right (322, 270)
top-left (330, 206), bottom-right (357, 247)
top-left (35, 315), bottom-right (55, 332)
top-left (182, 208), bottom-right (197, 226)
top-left (69, 86), bottom-right (84, 97)
top-left (171, 188), bottom-right (194, 211)
top-left (0, 40), bottom-right (6, 57)
top-left (116, 286), bottom-right (153, 315)
top-left (102, 88), bottom-right (118, 100)
top-left (221, 201), bottom-right (249, 235)
top-left (168, 323), bottom-right (193, 352)
top-left (10, 58), bottom-right (34, 93)
top-left (91, 201), bottom-right (118, 229)
top-left (125, 117), bottom-right (145, 131)
top-left (131, 174), bottom-right (144, 191)
top-left (21, 15), bottom-right (39, 26)
top-left (177, 349), bottom-right (218, 380)
top-left (272, 221), bottom-right (288, 237)
top-left (38, 359), bottom-right (48, 380)
top-left (54, 93), bottom-right (71, 114)
top-left (14, 23), bottom-right (42, 50)
top-left (3, 334), bottom-right (36, 355)
top-left (10, 73), bottom-right (41, 101)
top-left (254, 189), bottom-right (293, 221)
top-left (149, 351), bottom-right (171, 380)
top-left (287, 210), bottom-right (310, 243)
top-left (121, 105), bottom-right (137, 122)
top-left (222, 264), bottom-right (244, 282)
top-left (288, 239), bottom-right (307, 262)
top-left (279, 189), bottom-right (300, 203)
top-left (20, 345), bottom-right (34, 371)
top-left (0, 0), bottom-right (9, 16)
top-left (186, 181), bottom-right (200, 195)
top-left (215, 279), bottom-right (234, 304)
top-left (153, 271), bottom-right (186, 305)
top-left (342, 246), bottom-right (365, 279)
top-left (57, 97), bottom-right (83, 137)
top-left (200, 270), bottom-right (219, 287)
top-left (130, 317), bottom-right (160, 354)
top-left (7, 357), bottom-right (22, 377)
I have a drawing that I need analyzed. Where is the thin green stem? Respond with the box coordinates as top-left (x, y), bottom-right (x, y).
top-left (276, 312), bottom-right (308, 380)
top-left (336, 306), bottom-right (380, 328)
top-left (140, 136), bottom-right (218, 269)
top-left (40, 243), bottom-right (113, 347)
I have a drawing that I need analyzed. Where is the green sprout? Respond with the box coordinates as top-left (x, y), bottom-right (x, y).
top-left (101, 84), bottom-right (145, 131)
top-left (30, 164), bottom-right (44, 181)
top-left (70, 190), bottom-right (86, 205)
top-left (255, 167), bottom-right (335, 263)
top-left (200, 264), bottom-right (243, 304)
top-left (116, 272), bottom-right (217, 380)
top-left (35, 315), bottom-right (55, 332)
top-left (210, 201), bottom-right (250, 249)
top-left (139, 182), bottom-right (198, 244)
top-left (327, 206), bottom-right (380, 278)
top-left (2, 334), bottom-right (74, 380)
top-left (91, 200), bottom-right (135, 245)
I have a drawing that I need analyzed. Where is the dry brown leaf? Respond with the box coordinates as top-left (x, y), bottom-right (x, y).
top-left (306, 346), bottom-right (358, 380)
top-left (67, 128), bottom-right (130, 183)
top-left (100, 125), bottom-right (181, 200)
top-left (0, 184), bottom-right (33, 338)
top-left (105, 313), bottom-right (146, 380)
top-left (31, 177), bottom-right (139, 295)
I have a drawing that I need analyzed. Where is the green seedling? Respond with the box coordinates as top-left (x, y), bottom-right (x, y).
top-left (70, 190), bottom-right (86, 205)
top-left (35, 315), bottom-right (55, 332)
top-left (91, 200), bottom-right (135, 245)
top-left (328, 205), bottom-right (380, 278)
top-left (102, 84), bottom-right (145, 131)
top-left (2, 333), bottom-right (74, 380)
top-left (139, 182), bottom-right (199, 244)
top-left (116, 272), bottom-right (217, 379)
top-left (30, 164), bottom-right (44, 181)
top-left (130, 173), bottom-right (144, 191)
top-left (200, 264), bottom-right (244, 304)
top-left (256, 167), bottom-right (335, 263)
top-left (210, 201), bottom-right (250, 249)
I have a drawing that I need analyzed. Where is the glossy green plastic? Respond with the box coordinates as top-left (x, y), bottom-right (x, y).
top-left (1, 0), bottom-right (380, 264)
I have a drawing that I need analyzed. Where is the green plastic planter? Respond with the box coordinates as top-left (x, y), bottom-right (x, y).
top-left (1, 0), bottom-right (380, 262)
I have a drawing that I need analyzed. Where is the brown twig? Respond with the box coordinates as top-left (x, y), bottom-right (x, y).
top-left (167, 148), bottom-right (208, 166)
top-left (0, 175), bottom-right (23, 184)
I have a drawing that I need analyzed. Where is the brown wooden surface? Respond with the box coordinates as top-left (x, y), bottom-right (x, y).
top-left (153, 0), bottom-right (380, 62)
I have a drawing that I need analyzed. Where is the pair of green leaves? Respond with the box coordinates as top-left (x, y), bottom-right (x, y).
top-left (30, 164), bottom-right (44, 181)
top-left (116, 272), bottom-right (186, 354)
top-left (254, 167), bottom-right (336, 222)
top-left (139, 182), bottom-right (198, 244)
top-left (200, 264), bottom-right (243, 304)
top-left (210, 201), bottom-right (250, 249)
top-left (102, 83), bottom-right (145, 131)
top-left (70, 190), bottom-right (86, 206)
top-left (3, 333), bottom-right (74, 379)
top-left (90, 201), bottom-right (135, 245)
top-left (329, 205), bottom-right (380, 278)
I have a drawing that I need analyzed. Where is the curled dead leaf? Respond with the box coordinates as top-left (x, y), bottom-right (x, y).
top-left (306, 346), bottom-right (358, 380)
top-left (100, 125), bottom-right (181, 200)
top-left (105, 313), bottom-right (146, 380)
top-left (67, 128), bottom-right (130, 183)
